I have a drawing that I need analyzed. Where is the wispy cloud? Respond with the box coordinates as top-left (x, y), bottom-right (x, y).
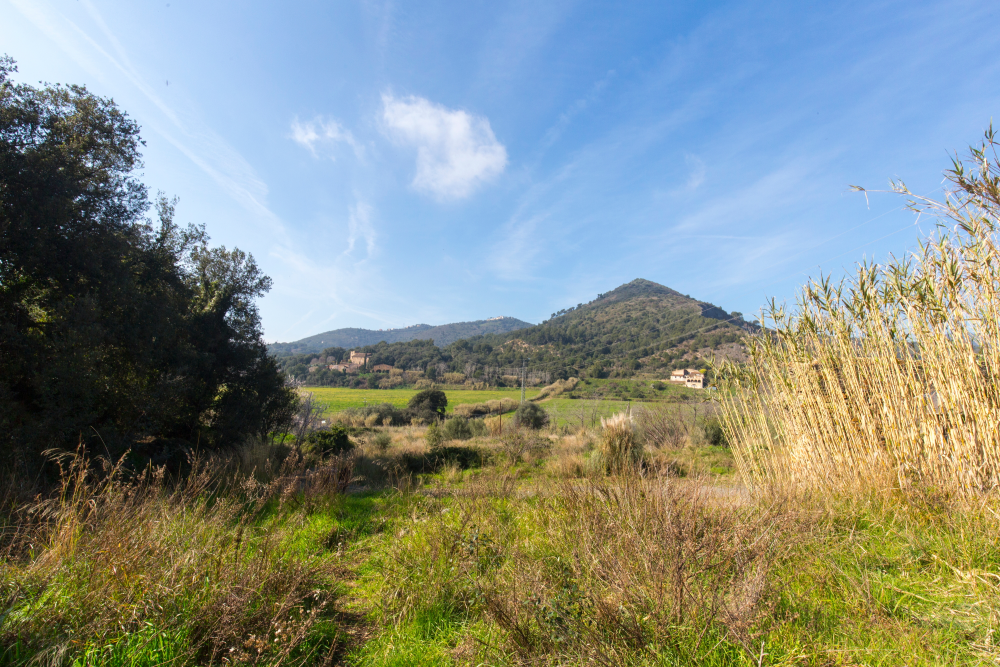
top-left (291, 116), bottom-right (363, 159)
top-left (381, 93), bottom-right (507, 199)
top-left (344, 200), bottom-right (377, 258)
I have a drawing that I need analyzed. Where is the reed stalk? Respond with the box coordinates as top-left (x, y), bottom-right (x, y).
top-left (719, 126), bottom-right (1000, 497)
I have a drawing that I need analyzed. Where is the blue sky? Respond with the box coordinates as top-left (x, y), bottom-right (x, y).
top-left (3, 0), bottom-right (999, 341)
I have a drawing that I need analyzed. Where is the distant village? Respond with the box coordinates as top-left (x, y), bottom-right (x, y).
top-left (308, 350), bottom-right (389, 375)
top-left (307, 350), bottom-right (708, 389)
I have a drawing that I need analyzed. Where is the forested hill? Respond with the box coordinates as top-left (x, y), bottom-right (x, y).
top-left (465, 278), bottom-right (753, 376)
top-left (269, 316), bottom-right (533, 356)
top-left (278, 279), bottom-right (755, 383)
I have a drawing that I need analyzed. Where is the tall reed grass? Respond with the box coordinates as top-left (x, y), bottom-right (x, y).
top-left (719, 127), bottom-right (1000, 497)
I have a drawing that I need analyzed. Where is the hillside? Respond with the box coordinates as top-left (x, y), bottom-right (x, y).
top-left (279, 279), bottom-right (754, 384)
top-left (269, 316), bottom-right (533, 356)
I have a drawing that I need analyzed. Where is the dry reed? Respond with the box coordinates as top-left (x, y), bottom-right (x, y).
top-left (719, 127), bottom-right (1000, 498)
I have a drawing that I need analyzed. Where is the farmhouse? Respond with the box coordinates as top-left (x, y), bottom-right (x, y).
top-left (330, 363), bottom-right (362, 374)
top-left (669, 368), bottom-right (699, 382)
top-left (349, 350), bottom-right (371, 365)
top-left (685, 373), bottom-right (705, 389)
top-left (668, 368), bottom-right (706, 389)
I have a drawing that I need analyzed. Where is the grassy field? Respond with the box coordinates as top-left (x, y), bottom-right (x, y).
top-left (6, 423), bottom-right (997, 666)
top-left (305, 386), bottom-right (542, 415)
top-left (305, 380), bottom-right (705, 424)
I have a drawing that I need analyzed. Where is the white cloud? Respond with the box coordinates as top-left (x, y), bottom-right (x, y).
top-left (381, 93), bottom-right (507, 199)
top-left (291, 116), bottom-right (363, 159)
top-left (344, 200), bottom-right (377, 258)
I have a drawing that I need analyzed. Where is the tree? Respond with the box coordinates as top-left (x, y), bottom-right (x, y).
top-left (514, 402), bottom-right (549, 430)
top-left (0, 57), bottom-right (295, 473)
top-left (407, 389), bottom-right (447, 423)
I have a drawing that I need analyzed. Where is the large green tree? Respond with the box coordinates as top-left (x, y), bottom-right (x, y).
top-left (0, 57), bottom-right (295, 472)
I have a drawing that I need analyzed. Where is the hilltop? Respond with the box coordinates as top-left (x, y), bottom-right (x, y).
top-left (278, 279), bottom-right (754, 384)
top-left (269, 316), bottom-right (533, 356)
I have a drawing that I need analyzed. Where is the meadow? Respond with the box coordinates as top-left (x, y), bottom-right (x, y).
top-left (304, 378), bottom-right (702, 427)
top-left (4, 414), bottom-right (995, 666)
top-left (305, 386), bottom-right (542, 416)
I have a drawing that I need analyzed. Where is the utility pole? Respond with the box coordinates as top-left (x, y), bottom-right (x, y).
top-left (520, 359), bottom-right (527, 405)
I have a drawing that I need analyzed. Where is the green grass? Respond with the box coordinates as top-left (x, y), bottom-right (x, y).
top-left (8, 431), bottom-right (999, 666)
top-left (305, 381), bottom-right (705, 425)
top-left (305, 387), bottom-right (542, 416)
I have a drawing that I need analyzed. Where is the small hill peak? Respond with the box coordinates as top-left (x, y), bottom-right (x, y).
top-left (598, 279), bottom-right (686, 303)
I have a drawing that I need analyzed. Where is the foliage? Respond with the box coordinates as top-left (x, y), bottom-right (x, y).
top-left (424, 421), bottom-right (444, 449)
top-left (0, 57), bottom-right (295, 475)
top-left (336, 402), bottom-right (407, 427)
top-left (441, 415), bottom-right (487, 440)
top-left (407, 389), bottom-right (448, 423)
top-left (301, 426), bottom-right (354, 459)
top-left (372, 431), bottom-right (392, 453)
top-left (514, 402), bottom-right (550, 430)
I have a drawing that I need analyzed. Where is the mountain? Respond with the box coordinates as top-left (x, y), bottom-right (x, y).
top-left (269, 317), bottom-right (534, 356)
top-left (468, 278), bottom-right (752, 374)
top-left (275, 279), bottom-right (754, 384)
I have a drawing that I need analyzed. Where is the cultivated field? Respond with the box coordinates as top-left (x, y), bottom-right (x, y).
top-left (305, 386), bottom-right (542, 415)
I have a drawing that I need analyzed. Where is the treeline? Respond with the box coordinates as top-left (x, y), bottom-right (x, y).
top-left (0, 57), bottom-right (296, 476)
top-left (279, 282), bottom-right (748, 386)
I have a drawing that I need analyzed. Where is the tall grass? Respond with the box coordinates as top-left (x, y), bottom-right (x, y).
top-left (719, 127), bottom-right (1000, 497)
top-left (0, 449), bottom-right (353, 665)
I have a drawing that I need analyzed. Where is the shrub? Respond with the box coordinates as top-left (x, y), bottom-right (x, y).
top-left (514, 402), bottom-right (549, 430)
top-left (372, 431), bottom-right (392, 453)
top-left (651, 380), bottom-right (666, 390)
top-left (301, 426), bottom-right (354, 459)
top-left (636, 403), bottom-right (690, 449)
top-left (442, 372), bottom-right (466, 384)
top-left (336, 402), bottom-right (407, 427)
top-left (425, 422), bottom-right (444, 449)
top-left (395, 444), bottom-right (483, 474)
top-left (442, 416), bottom-right (474, 440)
top-left (701, 417), bottom-right (727, 447)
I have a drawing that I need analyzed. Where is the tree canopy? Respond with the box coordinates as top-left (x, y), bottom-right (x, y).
top-left (0, 57), bottom-right (296, 473)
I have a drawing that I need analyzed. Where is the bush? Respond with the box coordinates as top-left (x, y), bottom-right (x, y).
top-left (301, 426), bottom-right (354, 459)
top-left (372, 431), bottom-right (392, 453)
top-left (702, 417), bottom-right (727, 447)
top-left (337, 402), bottom-right (407, 427)
top-left (395, 445), bottom-right (484, 474)
top-left (651, 381), bottom-right (666, 391)
top-left (514, 402), bottom-right (549, 430)
top-left (425, 422), bottom-right (444, 449)
top-left (442, 416), bottom-right (474, 440)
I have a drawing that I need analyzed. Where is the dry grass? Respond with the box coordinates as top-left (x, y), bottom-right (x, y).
top-left (719, 128), bottom-right (1000, 498)
top-left (362, 468), bottom-right (790, 666)
top-left (0, 448), bottom-right (354, 666)
top-left (595, 408), bottom-right (642, 472)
